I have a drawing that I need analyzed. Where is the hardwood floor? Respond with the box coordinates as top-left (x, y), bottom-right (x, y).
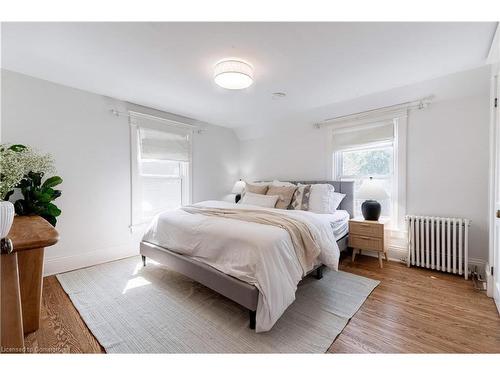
top-left (23, 254), bottom-right (500, 353)
top-left (329, 255), bottom-right (500, 353)
top-left (24, 276), bottom-right (104, 353)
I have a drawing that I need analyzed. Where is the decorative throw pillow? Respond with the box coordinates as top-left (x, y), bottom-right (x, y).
top-left (266, 185), bottom-right (297, 209)
top-left (239, 192), bottom-right (279, 208)
top-left (330, 192), bottom-right (346, 211)
top-left (299, 183), bottom-right (334, 214)
top-left (244, 182), bottom-right (269, 195)
top-left (270, 180), bottom-right (296, 187)
top-left (289, 184), bottom-right (311, 210)
top-left (248, 181), bottom-right (270, 186)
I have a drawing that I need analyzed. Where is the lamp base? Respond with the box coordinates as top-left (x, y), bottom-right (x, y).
top-left (361, 200), bottom-right (381, 221)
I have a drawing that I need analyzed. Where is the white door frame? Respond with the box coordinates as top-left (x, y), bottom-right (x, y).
top-left (489, 71), bottom-right (500, 313)
top-left (487, 24), bottom-right (500, 313)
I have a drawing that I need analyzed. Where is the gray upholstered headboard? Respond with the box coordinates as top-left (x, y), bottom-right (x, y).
top-left (254, 180), bottom-right (355, 217)
top-left (290, 181), bottom-right (354, 218)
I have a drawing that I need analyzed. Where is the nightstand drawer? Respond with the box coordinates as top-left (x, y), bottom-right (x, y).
top-left (349, 234), bottom-right (384, 252)
top-left (349, 221), bottom-right (384, 238)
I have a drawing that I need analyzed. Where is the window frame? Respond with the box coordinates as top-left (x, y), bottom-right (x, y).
top-left (334, 140), bottom-right (396, 222)
top-left (330, 117), bottom-right (407, 232)
top-left (130, 115), bottom-right (192, 230)
top-left (138, 159), bottom-right (190, 220)
top-left (334, 139), bottom-right (394, 179)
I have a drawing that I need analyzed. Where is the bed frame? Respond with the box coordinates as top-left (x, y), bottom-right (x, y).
top-left (140, 180), bottom-right (354, 329)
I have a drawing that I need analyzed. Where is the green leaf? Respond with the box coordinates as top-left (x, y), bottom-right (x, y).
top-left (18, 178), bottom-right (33, 189)
top-left (34, 191), bottom-right (52, 203)
top-left (42, 215), bottom-right (57, 227)
top-left (42, 176), bottom-right (63, 189)
top-left (34, 203), bottom-right (48, 216)
top-left (46, 203), bottom-right (62, 217)
top-left (29, 172), bottom-right (43, 187)
top-left (14, 200), bottom-right (27, 215)
top-left (41, 187), bottom-right (54, 195)
top-left (12, 170), bottom-right (62, 222)
top-left (40, 188), bottom-right (62, 201)
top-left (4, 190), bottom-right (14, 201)
top-left (8, 144), bottom-right (27, 152)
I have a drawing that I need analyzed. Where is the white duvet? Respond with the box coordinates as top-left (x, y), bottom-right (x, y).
top-left (142, 200), bottom-right (340, 332)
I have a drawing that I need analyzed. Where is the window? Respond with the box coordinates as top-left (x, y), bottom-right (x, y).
top-left (331, 118), bottom-right (406, 230)
top-left (131, 115), bottom-right (191, 226)
top-left (335, 141), bottom-right (394, 219)
top-left (139, 158), bottom-right (190, 219)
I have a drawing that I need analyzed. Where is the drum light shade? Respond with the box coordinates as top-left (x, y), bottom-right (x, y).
top-left (214, 59), bottom-right (254, 89)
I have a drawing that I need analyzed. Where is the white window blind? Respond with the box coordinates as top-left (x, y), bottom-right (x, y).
top-left (131, 114), bottom-right (192, 227)
top-left (332, 122), bottom-right (394, 150)
top-left (138, 127), bottom-right (191, 161)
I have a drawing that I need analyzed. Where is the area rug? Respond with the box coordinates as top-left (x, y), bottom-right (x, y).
top-left (56, 256), bottom-right (379, 353)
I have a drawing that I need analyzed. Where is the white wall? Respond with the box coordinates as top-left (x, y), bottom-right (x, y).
top-left (239, 67), bottom-right (491, 262)
top-left (406, 95), bottom-right (490, 263)
top-left (1, 70), bottom-right (240, 275)
top-left (1, 66), bottom-right (492, 269)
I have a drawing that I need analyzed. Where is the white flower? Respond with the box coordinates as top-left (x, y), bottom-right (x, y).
top-left (0, 144), bottom-right (56, 199)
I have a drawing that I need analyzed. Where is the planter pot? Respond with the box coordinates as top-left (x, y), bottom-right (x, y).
top-left (0, 200), bottom-right (15, 239)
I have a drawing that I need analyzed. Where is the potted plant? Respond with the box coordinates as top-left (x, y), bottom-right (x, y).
top-left (0, 144), bottom-right (63, 229)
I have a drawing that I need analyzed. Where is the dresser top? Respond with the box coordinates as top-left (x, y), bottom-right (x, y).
top-left (8, 216), bottom-right (59, 252)
top-left (350, 216), bottom-right (391, 225)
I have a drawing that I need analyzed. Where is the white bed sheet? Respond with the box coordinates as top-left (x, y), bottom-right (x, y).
top-left (142, 200), bottom-right (340, 332)
top-left (323, 210), bottom-right (350, 239)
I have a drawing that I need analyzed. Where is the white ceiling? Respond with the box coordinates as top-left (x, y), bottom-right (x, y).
top-left (1, 22), bottom-right (497, 130)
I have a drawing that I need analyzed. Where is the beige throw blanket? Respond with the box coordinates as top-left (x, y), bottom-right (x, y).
top-left (181, 206), bottom-right (321, 274)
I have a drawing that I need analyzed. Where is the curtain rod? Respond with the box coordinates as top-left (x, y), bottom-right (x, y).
top-left (314, 96), bottom-right (434, 129)
top-left (110, 109), bottom-right (205, 133)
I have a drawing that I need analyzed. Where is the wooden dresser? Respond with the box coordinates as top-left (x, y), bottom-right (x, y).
top-left (1, 216), bottom-right (59, 353)
top-left (349, 217), bottom-right (388, 268)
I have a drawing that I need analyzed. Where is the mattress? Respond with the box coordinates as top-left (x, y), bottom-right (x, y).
top-left (322, 210), bottom-right (350, 239)
top-left (142, 200), bottom-right (340, 332)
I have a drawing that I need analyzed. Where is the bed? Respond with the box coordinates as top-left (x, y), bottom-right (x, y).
top-left (140, 180), bottom-right (354, 332)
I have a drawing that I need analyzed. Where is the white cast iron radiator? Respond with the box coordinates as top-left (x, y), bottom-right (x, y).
top-left (405, 215), bottom-right (470, 279)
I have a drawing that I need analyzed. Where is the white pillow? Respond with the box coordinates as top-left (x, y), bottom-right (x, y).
top-left (249, 181), bottom-right (270, 186)
top-left (299, 183), bottom-right (334, 214)
top-left (221, 194), bottom-right (237, 203)
top-left (271, 180), bottom-right (296, 187)
top-left (330, 192), bottom-right (346, 211)
top-left (239, 192), bottom-right (279, 208)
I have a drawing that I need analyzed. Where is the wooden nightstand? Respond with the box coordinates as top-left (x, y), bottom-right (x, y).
top-left (349, 217), bottom-right (388, 268)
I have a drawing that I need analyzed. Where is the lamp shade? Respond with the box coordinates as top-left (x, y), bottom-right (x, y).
top-left (231, 180), bottom-right (246, 194)
top-left (214, 59), bottom-right (254, 90)
top-left (356, 178), bottom-right (389, 201)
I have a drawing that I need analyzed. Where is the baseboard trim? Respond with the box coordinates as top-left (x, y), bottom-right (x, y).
top-left (357, 247), bottom-right (488, 278)
top-left (486, 262), bottom-right (493, 298)
top-left (387, 245), bottom-right (409, 263)
top-left (44, 243), bottom-right (139, 276)
top-left (469, 257), bottom-right (487, 277)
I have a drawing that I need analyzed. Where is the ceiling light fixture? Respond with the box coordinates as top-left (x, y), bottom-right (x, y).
top-left (214, 59), bottom-right (254, 90)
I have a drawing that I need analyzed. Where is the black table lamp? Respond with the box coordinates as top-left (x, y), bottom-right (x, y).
top-left (356, 177), bottom-right (389, 221)
top-left (231, 179), bottom-right (246, 203)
